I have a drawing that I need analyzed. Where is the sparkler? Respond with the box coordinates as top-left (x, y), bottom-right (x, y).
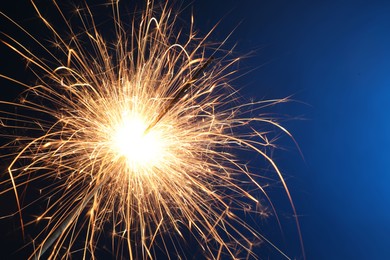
top-left (0, 1), bottom-right (304, 259)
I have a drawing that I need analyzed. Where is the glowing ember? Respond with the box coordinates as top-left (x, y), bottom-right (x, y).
top-left (111, 112), bottom-right (164, 168)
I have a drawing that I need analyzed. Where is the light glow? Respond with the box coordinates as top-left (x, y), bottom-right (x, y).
top-left (112, 112), bottom-right (164, 168)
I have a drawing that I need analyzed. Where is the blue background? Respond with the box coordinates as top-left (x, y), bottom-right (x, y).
top-left (192, 0), bottom-right (390, 259)
top-left (1, 0), bottom-right (390, 259)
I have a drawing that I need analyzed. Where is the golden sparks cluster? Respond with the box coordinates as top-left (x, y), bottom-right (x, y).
top-left (0, 1), bottom-right (303, 259)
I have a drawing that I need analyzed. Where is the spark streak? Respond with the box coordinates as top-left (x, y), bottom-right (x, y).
top-left (0, 1), bottom-right (304, 259)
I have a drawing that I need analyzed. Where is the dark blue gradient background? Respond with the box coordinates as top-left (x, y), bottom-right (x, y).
top-left (1, 1), bottom-right (390, 259)
top-left (193, 1), bottom-right (390, 259)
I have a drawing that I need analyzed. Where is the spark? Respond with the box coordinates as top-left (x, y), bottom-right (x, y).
top-left (112, 112), bottom-right (164, 167)
top-left (0, 1), bottom-right (304, 259)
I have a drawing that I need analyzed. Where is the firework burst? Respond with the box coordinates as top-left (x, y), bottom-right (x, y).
top-left (0, 1), bottom-right (303, 259)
